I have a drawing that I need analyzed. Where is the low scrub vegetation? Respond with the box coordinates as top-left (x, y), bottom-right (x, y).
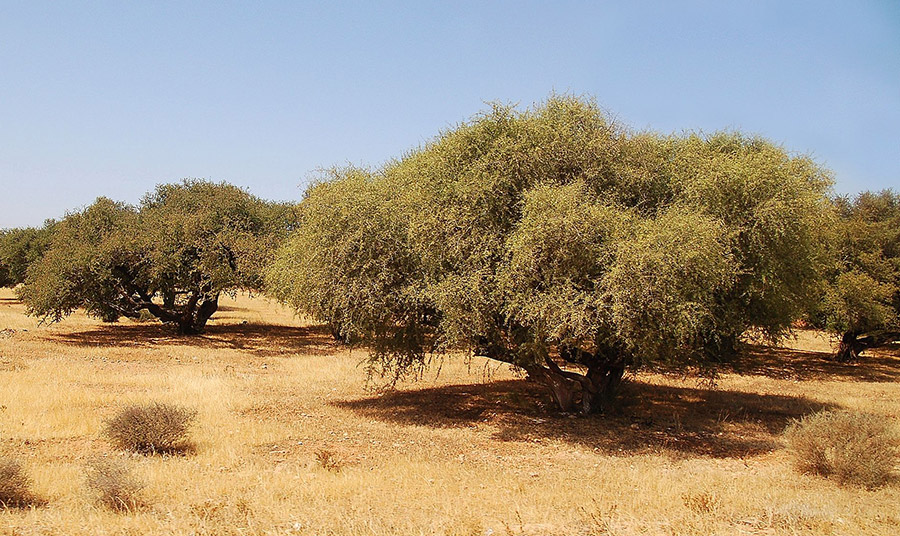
top-left (785, 410), bottom-right (900, 488)
top-left (104, 402), bottom-right (197, 455)
top-left (85, 457), bottom-right (146, 512)
top-left (315, 449), bottom-right (344, 472)
top-left (0, 457), bottom-right (41, 508)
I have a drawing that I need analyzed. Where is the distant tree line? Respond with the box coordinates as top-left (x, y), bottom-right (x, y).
top-left (1, 96), bottom-right (897, 412)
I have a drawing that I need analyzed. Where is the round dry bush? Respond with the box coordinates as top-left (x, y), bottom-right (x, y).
top-left (785, 410), bottom-right (900, 488)
top-left (85, 457), bottom-right (146, 512)
top-left (0, 457), bottom-right (42, 508)
top-left (104, 402), bottom-right (197, 455)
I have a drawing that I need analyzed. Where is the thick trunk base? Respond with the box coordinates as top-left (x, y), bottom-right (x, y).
top-left (473, 337), bottom-right (626, 415)
top-left (529, 360), bottom-right (625, 415)
top-left (836, 331), bottom-right (865, 362)
top-left (173, 295), bottom-right (219, 335)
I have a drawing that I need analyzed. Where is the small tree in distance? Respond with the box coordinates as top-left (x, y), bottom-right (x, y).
top-left (0, 223), bottom-right (55, 288)
top-left (823, 190), bottom-right (900, 361)
top-left (19, 180), bottom-right (295, 334)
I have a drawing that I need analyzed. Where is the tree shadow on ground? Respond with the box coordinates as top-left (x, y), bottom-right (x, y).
top-left (48, 322), bottom-right (339, 357)
top-left (210, 304), bottom-right (243, 312)
top-left (726, 344), bottom-right (900, 383)
top-left (335, 377), bottom-right (835, 459)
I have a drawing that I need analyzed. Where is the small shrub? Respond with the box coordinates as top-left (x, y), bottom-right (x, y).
top-left (785, 410), bottom-right (900, 488)
top-left (682, 491), bottom-right (721, 514)
top-left (85, 457), bottom-right (146, 512)
top-left (189, 498), bottom-right (253, 525)
top-left (104, 402), bottom-right (197, 454)
top-left (0, 457), bottom-right (41, 508)
top-left (0, 356), bottom-right (28, 371)
top-left (315, 449), bottom-right (343, 472)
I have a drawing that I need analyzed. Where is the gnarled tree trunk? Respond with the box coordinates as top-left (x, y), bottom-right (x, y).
top-left (835, 330), bottom-right (900, 362)
top-left (836, 330), bottom-right (865, 362)
top-left (110, 269), bottom-right (221, 334)
top-left (172, 292), bottom-right (219, 335)
top-left (475, 337), bottom-right (626, 415)
top-left (178, 294), bottom-right (219, 334)
top-left (524, 357), bottom-right (625, 414)
top-left (547, 345), bottom-right (626, 414)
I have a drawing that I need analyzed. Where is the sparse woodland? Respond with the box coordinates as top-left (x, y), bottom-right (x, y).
top-left (1, 96), bottom-right (899, 535)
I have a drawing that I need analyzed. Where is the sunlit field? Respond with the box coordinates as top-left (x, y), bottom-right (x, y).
top-left (1, 287), bottom-right (898, 535)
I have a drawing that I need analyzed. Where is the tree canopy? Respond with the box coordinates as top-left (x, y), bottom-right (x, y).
top-left (267, 96), bottom-right (834, 413)
top-left (823, 190), bottom-right (900, 361)
top-left (20, 180), bottom-right (296, 334)
top-left (0, 223), bottom-right (55, 288)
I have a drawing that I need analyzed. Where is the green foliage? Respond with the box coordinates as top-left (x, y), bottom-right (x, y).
top-left (606, 207), bottom-right (737, 365)
top-left (822, 190), bottom-right (900, 354)
top-left (268, 95), bottom-right (834, 412)
top-left (265, 167), bottom-right (428, 374)
top-left (671, 133), bottom-right (835, 340)
top-left (0, 222), bottom-right (55, 288)
top-left (785, 410), bottom-right (900, 488)
top-left (19, 180), bottom-right (296, 333)
top-left (140, 180), bottom-right (290, 293)
top-left (19, 197), bottom-right (141, 324)
top-left (502, 182), bottom-right (629, 356)
top-left (826, 271), bottom-right (896, 335)
top-left (104, 402), bottom-right (197, 455)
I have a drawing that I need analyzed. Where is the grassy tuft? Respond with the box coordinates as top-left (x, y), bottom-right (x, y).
top-left (315, 449), bottom-right (344, 472)
top-left (104, 402), bottom-right (197, 455)
top-left (0, 457), bottom-right (42, 508)
top-left (85, 457), bottom-right (147, 512)
top-left (785, 410), bottom-right (900, 488)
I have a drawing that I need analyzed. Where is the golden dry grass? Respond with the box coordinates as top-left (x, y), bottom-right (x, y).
top-left (1, 287), bottom-right (899, 535)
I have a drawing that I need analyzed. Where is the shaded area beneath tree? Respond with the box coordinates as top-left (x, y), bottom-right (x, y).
top-left (46, 322), bottom-right (339, 357)
top-left (335, 377), bottom-right (835, 459)
top-left (727, 344), bottom-right (900, 383)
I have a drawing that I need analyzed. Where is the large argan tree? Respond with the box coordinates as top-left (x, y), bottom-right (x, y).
top-left (20, 180), bottom-right (295, 334)
top-left (823, 190), bottom-right (900, 361)
top-left (267, 96), bottom-right (833, 413)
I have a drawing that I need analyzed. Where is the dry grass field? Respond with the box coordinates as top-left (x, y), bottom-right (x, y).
top-left (1, 287), bottom-right (899, 535)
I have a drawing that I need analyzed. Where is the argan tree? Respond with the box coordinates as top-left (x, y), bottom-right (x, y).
top-left (268, 96), bottom-right (833, 413)
top-left (0, 223), bottom-right (55, 288)
top-left (824, 190), bottom-right (899, 361)
top-left (20, 180), bottom-right (294, 334)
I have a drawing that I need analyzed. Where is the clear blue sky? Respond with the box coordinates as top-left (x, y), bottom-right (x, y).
top-left (1, 1), bottom-right (898, 227)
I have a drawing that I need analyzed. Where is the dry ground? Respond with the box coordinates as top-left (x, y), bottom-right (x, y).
top-left (1, 288), bottom-right (899, 535)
